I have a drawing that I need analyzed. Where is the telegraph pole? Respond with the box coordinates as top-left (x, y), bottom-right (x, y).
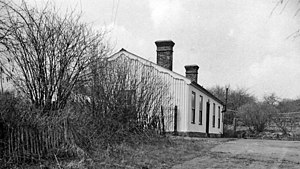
top-left (222, 86), bottom-right (229, 137)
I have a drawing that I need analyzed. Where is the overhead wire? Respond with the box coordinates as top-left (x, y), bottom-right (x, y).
top-left (111, 0), bottom-right (115, 23)
top-left (113, 0), bottom-right (120, 26)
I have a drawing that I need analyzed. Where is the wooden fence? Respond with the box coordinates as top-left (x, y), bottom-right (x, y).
top-left (1, 119), bottom-right (75, 163)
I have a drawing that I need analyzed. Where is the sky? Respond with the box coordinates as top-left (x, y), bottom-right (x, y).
top-left (23, 0), bottom-right (300, 100)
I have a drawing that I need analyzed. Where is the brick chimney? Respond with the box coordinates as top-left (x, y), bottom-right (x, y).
top-left (155, 40), bottom-right (175, 71)
top-left (185, 65), bottom-right (199, 83)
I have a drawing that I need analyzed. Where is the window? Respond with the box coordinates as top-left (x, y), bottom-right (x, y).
top-left (191, 92), bottom-right (196, 124)
top-left (199, 95), bottom-right (203, 125)
top-left (212, 103), bottom-right (216, 127)
top-left (218, 106), bottom-right (221, 128)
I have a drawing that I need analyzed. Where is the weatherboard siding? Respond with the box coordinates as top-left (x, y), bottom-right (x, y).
top-left (156, 65), bottom-right (189, 133)
top-left (109, 51), bottom-right (190, 133)
top-left (108, 50), bottom-right (223, 135)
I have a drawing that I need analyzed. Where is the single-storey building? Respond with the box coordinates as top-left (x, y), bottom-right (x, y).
top-left (108, 40), bottom-right (224, 137)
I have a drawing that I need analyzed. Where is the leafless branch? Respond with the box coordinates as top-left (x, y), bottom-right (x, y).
top-left (0, 0), bottom-right (111, 112)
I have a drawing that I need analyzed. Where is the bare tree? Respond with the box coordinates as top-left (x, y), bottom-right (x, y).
top-left (209, 85), bottom-right (256, 124)
top-left (0, 1), bottom-right (110, 112)
top-left (272, 113), bottom-right (290, 135)
top-left (271, 0), bottom-right (300, 39)
top-left (262, 93), bottom-right (300, 135)
top-left (263, 93), bottom-right (280, 106)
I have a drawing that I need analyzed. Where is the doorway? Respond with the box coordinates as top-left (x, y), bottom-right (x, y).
top-left (206, 101), bottom-right (210, 137)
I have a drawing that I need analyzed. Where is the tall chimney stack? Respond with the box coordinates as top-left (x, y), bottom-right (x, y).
top-left (155, 40), bottom-right (175, 71)
top-left (185, 65), bottom-right (199, 83)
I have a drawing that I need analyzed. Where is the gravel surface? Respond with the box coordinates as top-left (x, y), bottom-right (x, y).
top-left (172, 139), bottom-right (300, 169)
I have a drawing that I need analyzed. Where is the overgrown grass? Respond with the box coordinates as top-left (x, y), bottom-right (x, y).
top-left (5, 137), bottom-right (231, 169)
top-left (83, 137), bottom-right (230, 168)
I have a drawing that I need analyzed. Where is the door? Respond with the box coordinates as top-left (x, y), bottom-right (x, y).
top-left (206, 101), bottom-right (210, 137)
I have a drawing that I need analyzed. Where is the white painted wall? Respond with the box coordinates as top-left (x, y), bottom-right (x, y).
top-left (208, 99), bottom-right (223, 134)
top-left (187, 85), bottom-right (223, 134)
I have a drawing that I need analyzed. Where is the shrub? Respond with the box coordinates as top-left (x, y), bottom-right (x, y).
top-left (238, 102), bottom-right (278, 133)
top-left (222, 124), bottom-right (236, 138)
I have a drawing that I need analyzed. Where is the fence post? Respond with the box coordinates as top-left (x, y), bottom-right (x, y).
top-left (174, 105), bottom-right (178, 136)
top-left (161, 106), bottom-right (165, 136)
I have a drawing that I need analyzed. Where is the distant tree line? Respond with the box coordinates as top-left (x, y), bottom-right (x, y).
top-left (209, 85), bottom-right (300, 134)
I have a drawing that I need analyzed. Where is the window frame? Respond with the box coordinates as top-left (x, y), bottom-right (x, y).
top-left (212, 103), bottom-right (216, 128)
top-left (191, 91), bottom-right (196, 124)
top-left (218, 106), bottom-right (221, 128)
top-left (199, 95), bottom-right (203, 125)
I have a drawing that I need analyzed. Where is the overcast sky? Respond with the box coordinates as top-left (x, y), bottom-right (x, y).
top-left (26, 0), bottom-right (300, 100)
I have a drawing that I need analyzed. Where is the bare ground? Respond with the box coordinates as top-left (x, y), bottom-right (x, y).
top-left (172, 139), bottom-right (300, 169)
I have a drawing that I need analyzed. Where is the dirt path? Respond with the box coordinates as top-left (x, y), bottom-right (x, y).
top-left (172, 139), bottom-right (300, 169)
